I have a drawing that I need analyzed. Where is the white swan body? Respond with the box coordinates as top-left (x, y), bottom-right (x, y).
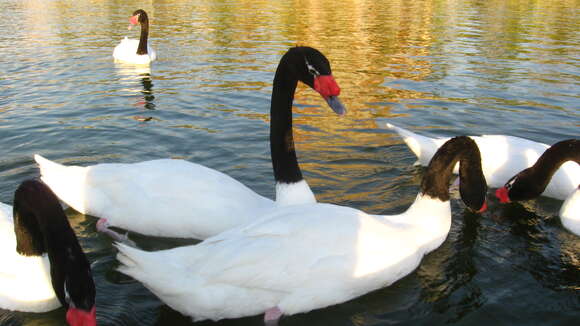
top-left (34, 156), bottom-right (306, 239)
top-left (113, 36), bottom-right (157, 65)
top-left (559, 187), bottom-right (579, 236)
top-left (116, 137), bottom-right (487, 322)
top-left (117, 194), bottom-right (451, 321)
top-left (386, 123), bottom-right (580, 200)
top-left (0, 202), bottom-right (60, 312)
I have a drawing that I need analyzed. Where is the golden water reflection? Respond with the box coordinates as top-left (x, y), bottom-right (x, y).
top-left (10, 0), bottom-right (578, 204)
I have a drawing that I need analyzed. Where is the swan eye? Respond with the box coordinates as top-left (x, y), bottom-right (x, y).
top-left (305, 58), bottom-right (320, 77)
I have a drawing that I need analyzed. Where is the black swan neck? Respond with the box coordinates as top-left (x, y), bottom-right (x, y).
top-left (529, 139), bottom-right (579, 190)
top-left (421, 137), bottom-right (485, 207)
top-left (137, 17), bottom-right (149, 55)
top-left (13, 180), bottom-right (81, 257)
top-left (270, 56), bottom-right (302, 184)
top-left (12, 180), bottom-right (95, 309)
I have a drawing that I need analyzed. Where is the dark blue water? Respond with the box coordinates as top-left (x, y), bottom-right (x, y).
top-left (0, 0), bottom-right (578, 325)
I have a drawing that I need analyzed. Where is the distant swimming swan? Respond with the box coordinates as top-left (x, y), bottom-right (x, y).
top-left (113, 9), bottom-right (157, 64)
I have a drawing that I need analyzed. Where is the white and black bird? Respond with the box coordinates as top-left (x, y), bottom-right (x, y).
top-left (496, 139), bottom-right (579, 236)
top-left (113, 9), bottom-right (157, 64)
top-left (0, 180), bottom-right (96, 326)
top-left (36, 46), bottom-right (346, 240)
top-left (386, 123), bottom-right (579, 200)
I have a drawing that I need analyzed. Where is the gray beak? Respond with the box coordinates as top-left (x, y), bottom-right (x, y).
top-left (325, 96), bottom-right (346, 115)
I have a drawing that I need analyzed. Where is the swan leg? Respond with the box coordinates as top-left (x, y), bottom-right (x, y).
top-left (264, 306), bottom-right (283, 325)
top-left (96, 218), bottom-right (136, 246)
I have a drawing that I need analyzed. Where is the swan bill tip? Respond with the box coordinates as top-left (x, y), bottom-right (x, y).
top-left (325, 96), bottom-right (346, 115)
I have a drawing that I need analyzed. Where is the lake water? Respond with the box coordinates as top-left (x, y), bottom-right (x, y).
top-left (0, 0), bottom-right (578, 325)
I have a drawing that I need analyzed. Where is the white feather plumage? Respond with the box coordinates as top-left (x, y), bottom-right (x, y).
top-left (0, 202), bottom-right (60, 313)
top-left (116, 193), bottom-right (452, 321)
top-left (560, 187), bottom-right (580, 236)
top-left (113, 37), bottom-right (157, 64)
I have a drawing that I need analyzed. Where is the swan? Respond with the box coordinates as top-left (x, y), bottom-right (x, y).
top-left (35, 46), bottom-right (346, 239)
top-left (0, 180), bottom-right (96, 326)
top-left (386, 122), bottom-right (580, 200)
top-left (113, 9), bottom-right (157, 64)
top-left (495, 139), bottom-right (579, 235)
top-left (115, 136), bottom-right (487, 324)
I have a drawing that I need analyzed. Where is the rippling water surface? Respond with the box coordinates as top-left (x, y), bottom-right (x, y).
top-left (0, 0), bottom-right (578, 325)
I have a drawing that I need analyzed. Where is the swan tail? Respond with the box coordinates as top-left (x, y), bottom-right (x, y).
top-left (115, 242), bottom-right (171, 292)
top-left (115, 242), bottom-right (161, 279)
top-left (116, 243), bottom-right (207, 318)
top-left (34, 154), bottom-right (90, 213)
top-left (115, 242), bottom-right (141, 270)
top-left (385, 123), bottom-right (443, 166)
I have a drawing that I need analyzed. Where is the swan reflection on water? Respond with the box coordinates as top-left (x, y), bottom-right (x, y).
top-left (139, 75), bottom-right (155, 110)
top-left (114, 63), bottom-right (156, 111)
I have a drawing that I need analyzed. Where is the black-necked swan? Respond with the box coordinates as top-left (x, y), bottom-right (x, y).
top-left (115, 136), bottom-right (487, 324)
top-left (35, 46), bottom-right (346, 240)
top-left (0, 180), bottom-right (96, 326)
top-left (113, 9), bottom-right (157, 64)
top-left (495, 139), bottom-right (579, 235)
top-left (386, 122), bottom-right (579, 200)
